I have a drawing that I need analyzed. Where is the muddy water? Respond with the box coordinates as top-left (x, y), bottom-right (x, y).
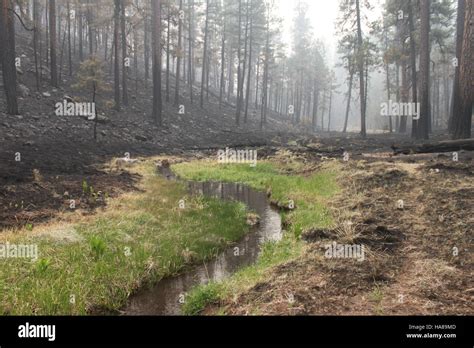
top-left (124, 174), bottom-right (282, 315)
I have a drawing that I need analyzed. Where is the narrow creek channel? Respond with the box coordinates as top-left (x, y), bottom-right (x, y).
top-left (123, 169), bottom-right (282, 315)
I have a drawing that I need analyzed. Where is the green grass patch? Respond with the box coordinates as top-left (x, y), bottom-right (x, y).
top-left (173, 160), bottom-right (338, 237)
top-left (0, 160), bottom-right (250, 315)
top-left (174, 160), bottom-right (339, 315)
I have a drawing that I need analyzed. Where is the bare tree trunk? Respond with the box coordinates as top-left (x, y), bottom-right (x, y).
top-left (255, 53), bottom-right (259, 108)
top-left (46, 4), bottom-right (49, 66)
top-left (121, 0), bottom-right (128, 105)
top-left (320, 89), bottom-right (326, 132)
top-left (0, 0), bottom-right (19, 114)
top-left (356, 0), bottom-right (366, 137)
top-left (453, 0), bottom-right (473, 139)
top-left (166, 5), bottom-right (170, 102)
top-left (151, 0), bottom-right (162, 125)
top-left (399, 60), bottom-right (408, 133)
top-left (450, 0), bottom-right (465, 134)
top-left (239, 0), bottom-right (249, 122)
top-left (39, 1), bottom-right (43, 83)
top-left (33, 0), bottom-right (40, 89)
top-left (328, 88), bottom-right (333, 132)
top-left (408, 0), bottom-right (419, 138)
top-left (418, 0), bottom-right (430, 139)
top-left (87, 0), bottom-right (94, 56)
top-left (49, 0), bottom-right (58, 87)
top-left (342, 70), bottom-right (353, 133)
top-left (58, 14), bottom-right (67, 82)
top-left (78, 1), bottom-right (83, 61)
top-left (182, 27), bottom-right (186, 88)
top-left (296, 71), bottom-right (303, 123)
top-left (144, 6), bottom-right (149, 85)
top-left (114, 0), bottom-right (120, 110)
top-left (219, 20), bottom-right (225, 108)
top-left (104, 24), bottom-right (109, 62)
top-left (384, 26), bottom-right (393, 133)
top-left (67, 0), bottom-right (72, 76)
top-left (260, 10), bottom-right (270, 130)
top-left (200, 0), bottom-right (209, 108)
top-left (235, 0), bottom-right (242, 124)
top-left (188, 0), bottom-right (194, 103)
top-left (395, 62), bottom-right (400, 131)
top-left (244, 4), bottom-right (253, 124)
top-left (312, 79), bottom-right (320, 132)
top-left (206, 46), bottom-right (210, 101)
top-left (174, 0), bottom-right (183, 105)
top-left (133, 14), bottom-right (138, 95)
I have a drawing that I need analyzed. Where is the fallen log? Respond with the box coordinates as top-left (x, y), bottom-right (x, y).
top-left (392, 138), bottom-right (474, 155)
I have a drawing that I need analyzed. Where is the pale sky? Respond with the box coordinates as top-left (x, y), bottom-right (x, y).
top-left (276, 0), bottom-right (340, 62)
top-left (276, 0), bottom-right (384, 66)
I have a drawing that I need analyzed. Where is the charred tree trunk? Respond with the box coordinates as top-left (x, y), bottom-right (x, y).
top-left (453, 0), bottom-right (473, 139)
top-left (449, 0), bottom-right (465, 133)
top-left (0, 0), bottom-right (18, 114)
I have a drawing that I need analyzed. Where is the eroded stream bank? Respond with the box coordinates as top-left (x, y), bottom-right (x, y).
top-left (124, 175), bottom-right (282, 315)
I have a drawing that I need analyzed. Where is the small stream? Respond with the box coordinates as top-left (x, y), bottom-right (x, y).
top-left (123, 169), bottom-right (282, 315)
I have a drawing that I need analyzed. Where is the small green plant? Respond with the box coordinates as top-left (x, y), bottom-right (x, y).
top-left (183, 283), bottom-right (223, 315)
top-left (370, 285), bottom-right (384, 303)
top-left (90, 236), bottom-right (106, 258)
top-left (89, 186), bottom-right (97, 202)
top-left (293, 223), bottom-right (303, 239)
top-left (36, 258), bottom-right (51, 274)
top-left (82, 179), bottom-right (88, 194)
top-left (370, 285), bottom-right (385, 314)
top-left (25, 223), bottom-right (33, 231)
